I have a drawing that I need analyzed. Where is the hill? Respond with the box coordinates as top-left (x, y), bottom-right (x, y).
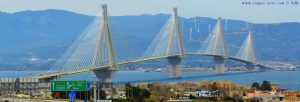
top-left (0, 10), bottom-right (299, 70)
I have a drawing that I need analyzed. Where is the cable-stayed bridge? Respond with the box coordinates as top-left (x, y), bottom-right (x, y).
top-left (30, 4), bottom-right (271, 82)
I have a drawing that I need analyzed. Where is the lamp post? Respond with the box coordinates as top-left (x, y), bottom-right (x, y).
top-left (93, 85), bottom-right (97, 102)
top-left (254, 88), bottom-right (256, 102)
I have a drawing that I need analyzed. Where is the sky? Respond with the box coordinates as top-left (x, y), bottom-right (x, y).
top-left (0, 0), bottom-right (300, 23)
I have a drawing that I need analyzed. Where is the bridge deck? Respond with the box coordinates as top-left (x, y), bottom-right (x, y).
top-left (36, 53), bottom-right (271, 79)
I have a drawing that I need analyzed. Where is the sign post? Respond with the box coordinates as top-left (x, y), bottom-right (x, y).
top-left (69, 91), bottom-right (76, 102)
top-left (54, 92), bottom-right (61, 99)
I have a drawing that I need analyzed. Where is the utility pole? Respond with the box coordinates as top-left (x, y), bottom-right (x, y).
top-left (93, 86), bottom-right (97, 102)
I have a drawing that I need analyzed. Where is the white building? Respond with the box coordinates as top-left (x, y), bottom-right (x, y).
top-left (196, 90), bottom-right (211, 97)
top-left (115, 91), bottom-right (126, 99)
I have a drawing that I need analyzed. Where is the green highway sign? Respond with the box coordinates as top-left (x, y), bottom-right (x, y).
top-left (51, 81), bottom-right (88, 91)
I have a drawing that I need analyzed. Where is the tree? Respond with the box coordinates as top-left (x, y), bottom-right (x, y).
top-left (125, 82), bottom-right (133, 99)
top-left (99, 90), bottom-right (106, 99)
top-left (260, 81), bottom-right (272, 91)
top-left (189, 94), bottom-right (195, 99)
top-left (141, 89), bottom-right (151, 98)
top-left (211, 82), bottom-right (218, 91)
top-left (125, 82), bottom-right (131, 88)
top-left (125, 82), bottom-right (151, 102)
top-left (251, 82), bottom-right (260, 90)
top-left (243, 92), bottom-right (246, 96)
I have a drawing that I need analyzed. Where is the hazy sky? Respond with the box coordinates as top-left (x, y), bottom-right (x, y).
top-left (0, 0), bottom-right (300, 23)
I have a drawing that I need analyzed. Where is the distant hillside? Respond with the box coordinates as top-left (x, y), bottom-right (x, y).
top-left (0, 10), bottom-right (299, 70)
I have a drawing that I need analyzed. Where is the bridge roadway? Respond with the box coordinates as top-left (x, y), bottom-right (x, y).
top-left (36, 53), bottom-right (271, 79)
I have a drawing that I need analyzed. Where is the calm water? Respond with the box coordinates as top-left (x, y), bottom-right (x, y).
top-left (0, 71), bottom-right (299, 90)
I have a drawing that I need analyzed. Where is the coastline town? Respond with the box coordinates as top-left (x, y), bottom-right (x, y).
top-left (1, 80), bottom-right (300, 102)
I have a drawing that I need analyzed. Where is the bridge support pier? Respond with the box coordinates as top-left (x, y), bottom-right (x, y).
top-left (38, 75), bottom-right (59, 82)
top-left (213, 56), bottom-right (225, 75)
top-left (167, 56), bottom-right (182, 78)
top-left (92, 68), bottom-right (116, 89)
top-left (245, 63), bottom-right (258, 71)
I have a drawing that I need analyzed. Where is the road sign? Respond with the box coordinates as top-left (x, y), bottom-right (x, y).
top-left (87, 82), bottom-right (91, 89)
top-left (69, 91), bottom-right (76, 98)
top-left (69, 91), bottom-right (76, 102)
top-left (51, 81), bottom-right (88, 91)
top-left (54, 92), bottom-right (61, 98)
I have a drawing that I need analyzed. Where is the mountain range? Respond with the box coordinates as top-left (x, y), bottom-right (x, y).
top-left (0, 10), bottom-right (299, 70)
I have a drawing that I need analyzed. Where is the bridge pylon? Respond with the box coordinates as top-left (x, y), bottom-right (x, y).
top-left (166, 7), bottom-right (184, 78)
top-left (198, 17), bottom-right (227, 75)
top-left (215, 17), bottom-right (227, 75)
top-left (142, 7), bottom-right (184, 78)
top-left (91, 4), bottom-right (117, 88)
top-left (235, 31), bottom-right (257, 71)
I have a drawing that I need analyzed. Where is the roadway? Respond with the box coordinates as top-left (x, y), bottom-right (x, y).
top-left (36, 53), bottom-right (272, 79)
